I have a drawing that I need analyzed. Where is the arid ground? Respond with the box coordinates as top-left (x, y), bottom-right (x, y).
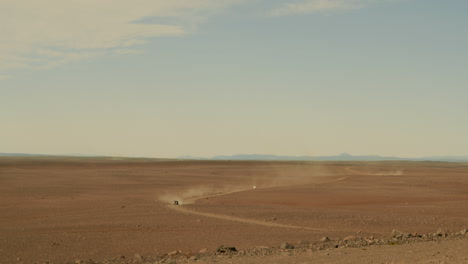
top-left (1, 157), bottom-right (467, 263)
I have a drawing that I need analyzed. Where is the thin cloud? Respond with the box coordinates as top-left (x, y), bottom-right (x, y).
top-left (270, 0), bottom-right (376, 16)
top-left (36, 50), bottom-right (106, 70)
top-left (0, 0), bottom-right (246, 75)
top-left (113, 49), bottom-right (145, 56)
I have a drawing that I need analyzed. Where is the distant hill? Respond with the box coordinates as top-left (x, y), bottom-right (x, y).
top-left (419, 156), bottom-right (468, 162)
top-left (210, 153), bottom-right (405, 161)
top-left (179, 153), bottom-right (468, 162)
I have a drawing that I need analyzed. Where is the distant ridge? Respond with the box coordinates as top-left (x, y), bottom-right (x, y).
top-left (178, 153), bottom-right (468, 162)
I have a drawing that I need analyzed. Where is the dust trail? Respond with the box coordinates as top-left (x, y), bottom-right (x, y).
top-left (162, 176), bottom-right (349, 232)
top-left (158, 163), bottom-right (334, 205)
top-left (183, 176), bottom-right (348, 205)
top-left (346, 167), bottom-right (404, 176)
top-left (158, 184), bottom-right (247, 205)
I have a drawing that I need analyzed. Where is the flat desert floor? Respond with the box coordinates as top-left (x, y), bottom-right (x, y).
top-left (1, 157), bottom-right (468, 263)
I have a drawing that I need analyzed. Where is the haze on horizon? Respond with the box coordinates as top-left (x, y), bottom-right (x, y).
top-left (1, 0), bottom-right (467, 159)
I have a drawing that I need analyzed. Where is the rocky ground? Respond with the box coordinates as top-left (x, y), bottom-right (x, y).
top-left (66, 228), bottom-right (468, 264)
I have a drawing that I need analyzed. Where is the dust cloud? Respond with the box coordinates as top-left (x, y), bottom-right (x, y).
top-left (157, 184), bottom-right (249, 205)
top-left (157, 162), bottom-right (332, 205)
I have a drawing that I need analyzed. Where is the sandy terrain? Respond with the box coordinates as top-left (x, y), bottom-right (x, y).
top-left (197, 238), bottom-right (468, 264)
top-left (0, 157), bottom-right (467, 264)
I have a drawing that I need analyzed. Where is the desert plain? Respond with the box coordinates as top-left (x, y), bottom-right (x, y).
top-left (1, 157), bottom-right (468, 264)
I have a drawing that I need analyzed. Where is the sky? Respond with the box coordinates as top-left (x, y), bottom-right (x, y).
top-left (1, 0), bottom-right (468, 158)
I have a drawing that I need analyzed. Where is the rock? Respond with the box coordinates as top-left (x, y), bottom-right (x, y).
top-left (188, 256), bottom-right (198, 261)
top-left (343, 236), bottom-right (356, 242)
top-left (217, 245), bottom-right (237, 254)
top-left (435, 228), bottom-right (447, 237)
top-left (365, 236), bottom-right (375, 244)
top-left (168, 250), bottom-right (180, 256)
top-left (320, 237), bottom-right (331, 242)
top-left (255, 246), bottom-right (269, 250)
top-left (391, 229), bottom-right (411, 239)
top-left (392, 229), bottom-right (403, 239)
top-left (134, 253), bottom-right (142, 260)
top-left (280, 242), bottom-right (294, 249)
top-left (199, 248), bottom-right (207, 253)
top-left (460, 229), bottom-right (467, 235)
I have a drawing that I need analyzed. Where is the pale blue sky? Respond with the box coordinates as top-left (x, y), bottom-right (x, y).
top-left (1, 0), bottom-right (467, 158)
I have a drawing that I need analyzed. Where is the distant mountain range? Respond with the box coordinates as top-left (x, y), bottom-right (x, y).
top-left (178, 153), bottom-right (468, 162)
top-left (2, 153), bottom-right (468, 162)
